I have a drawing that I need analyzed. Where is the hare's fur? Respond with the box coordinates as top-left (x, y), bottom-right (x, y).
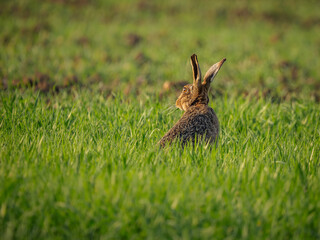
top-left (159, 54), bottom-right (225, 147)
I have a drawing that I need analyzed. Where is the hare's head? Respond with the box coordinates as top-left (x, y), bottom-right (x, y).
top-left (176, 54), bottom-right (226, 111)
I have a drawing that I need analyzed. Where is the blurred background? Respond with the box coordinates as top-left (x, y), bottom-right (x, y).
top-left (1, 0), bottom-right (319, 102)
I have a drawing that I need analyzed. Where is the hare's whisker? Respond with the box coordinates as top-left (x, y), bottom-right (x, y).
top-left (167, 106), bottom-right (179, 115)
top-left (163, 105), bottom-right (176, 113)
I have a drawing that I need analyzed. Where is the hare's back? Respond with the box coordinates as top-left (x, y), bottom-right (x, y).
top-left (179, 105), bottom-right (219, 143)
top-left (159, 105), bottom-right (219, 147)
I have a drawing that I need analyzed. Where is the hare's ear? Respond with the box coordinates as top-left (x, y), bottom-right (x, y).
top-left (190, 54), bottom-right (202, 91)
top-left (203, 58), bottom-right (226, 89)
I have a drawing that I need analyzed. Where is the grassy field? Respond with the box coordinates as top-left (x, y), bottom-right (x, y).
top-left (1, 0), bottom-right (320, 239)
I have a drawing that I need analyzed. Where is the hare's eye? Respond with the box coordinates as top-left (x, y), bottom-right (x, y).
top-left (183, 87), bottom-right (187, 92)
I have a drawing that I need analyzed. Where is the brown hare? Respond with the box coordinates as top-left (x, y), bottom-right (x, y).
top-left (159, 54), bottom-right (226, 147)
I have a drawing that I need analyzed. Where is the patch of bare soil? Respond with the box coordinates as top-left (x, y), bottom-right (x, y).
top-left (134, 52), bottom-right (149, 66)
top-left (21, 22), bottom-right (52, 36)
top-left (3, 73), bottom-right (81, 94)
top-left (125, 33), bottom-right (142, 47)
top-left (75, 37), bottom-right (91, 46)
top-left (48, 0), bottom-right (91, 7)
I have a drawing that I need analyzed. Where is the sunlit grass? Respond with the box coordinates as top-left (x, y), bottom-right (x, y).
top-left (0, 90), bottom-right (319, 239)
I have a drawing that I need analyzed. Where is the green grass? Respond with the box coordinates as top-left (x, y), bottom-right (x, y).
top-left (1, 91), bottom-right (319, 239)
top-left (1, 0), bottom-right (320, 239)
